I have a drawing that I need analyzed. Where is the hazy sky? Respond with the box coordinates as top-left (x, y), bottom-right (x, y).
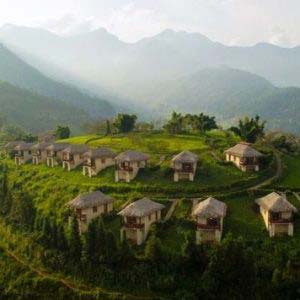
top-left (1, 0), bottom-right (300, 46)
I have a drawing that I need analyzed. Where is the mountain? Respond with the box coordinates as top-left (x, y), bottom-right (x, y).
top-left (0, 81), bottom-right (89, 134)
top-left (0, 43), bottom-right (115, 118)
top-left (1, 25), bottom-right (300, 94)
top-left (1, 25), bottom-right (300, 133)
top-left (144, 67), bottom-right (300, 133)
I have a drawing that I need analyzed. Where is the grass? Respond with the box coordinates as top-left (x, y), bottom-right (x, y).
top-left (0, 131), bottom-right (284, 246)
top-left (278, 155), bottom-right (300, 189)
top-left (2, 132), bottom-right (267, 220)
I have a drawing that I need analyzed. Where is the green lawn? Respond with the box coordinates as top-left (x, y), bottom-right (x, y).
top-left (278, 155), bottom-right (300, 188)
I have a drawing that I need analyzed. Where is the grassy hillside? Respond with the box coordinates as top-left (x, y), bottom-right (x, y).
top-left (3, 131), bottom-right (272, 220)
top-left (0, 81), bottom-right (89, 134)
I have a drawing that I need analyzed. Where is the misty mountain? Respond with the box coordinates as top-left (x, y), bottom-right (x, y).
top-left (146, 67), bottom-right (300, 133)
top-left (0, 81), bottom-right (89, 134)
top-left (1, 24), bottom-right (300, 97)
top-left (0, 43), bottom-right (115, 118)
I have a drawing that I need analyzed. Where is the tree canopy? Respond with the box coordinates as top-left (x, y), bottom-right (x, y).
top-left (55, 125), bottom-right (71, 139)
top-left (229, 115), bottom-right (266, 143)
top-left (113, 114), bottom-right (137, 133)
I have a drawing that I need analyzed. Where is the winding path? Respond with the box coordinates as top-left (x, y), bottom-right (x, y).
top-left (248, 150), bottom-right (282, 191)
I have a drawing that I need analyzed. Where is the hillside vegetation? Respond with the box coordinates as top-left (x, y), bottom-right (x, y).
top-left (143, 67), bottom-right (300, 133)
top-left (0, 44), bottom-right (115, 119)
top-left (0, 81), bottom-right (89, 134)
top-left (4, 131), bottom-right (272, 218)
top-left (1, 132), bottom-right (300, 299)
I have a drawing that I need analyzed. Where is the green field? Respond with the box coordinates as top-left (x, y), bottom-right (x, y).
top-left (278, 155), bottom-right (300, 188)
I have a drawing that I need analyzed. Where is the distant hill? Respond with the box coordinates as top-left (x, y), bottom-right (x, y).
top-left (1, 25), bottom-right (300, 93)
top-left (0, 43), bottom-right (115, 118)
top-left (144, 67), bottom-right (300, 133)
top-left (0, 81), bottom-right (89, 134)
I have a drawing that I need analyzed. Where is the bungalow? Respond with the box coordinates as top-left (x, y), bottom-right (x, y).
top-left (3, 141), bottom-right (23, 157)
top-left (225, 142), bottom-right (263, 171)
top-left (62, 144), bottom-right (89, 171)
top-left (118, 197), bottom-right (165, 245)
top-left (82, 148), bottom-right (117, 177)
top-left (256, 192), bottom-right (297, 237)
top-left (31, 142), bottom-right (51, 165)
top-left (115, 150), bottom-right (149, 182)
top-left (192, 197), bottom-right (227, 243)
top-left (171, 151), bottom-right (198, 182)
top-left (46, 143), bottom-right (69, 167)
top-left (14, 142), bottom-right (34, 166)
top-left (68, 191), bottom-right (114, 233)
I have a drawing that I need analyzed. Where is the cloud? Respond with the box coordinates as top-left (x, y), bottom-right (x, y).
top-left (269, 27), bottom-right (292, 47)
top-left (34, 14), bottom-right (98, 36)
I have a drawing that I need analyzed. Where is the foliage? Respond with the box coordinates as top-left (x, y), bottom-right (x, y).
top-left (184, 113), bottom-right (218, 133)
top-left (9, 191), bottom-right (36, 231)
top-left (163, 111), bottom-right (185, 134)
top-left (163, 112), bottom-right (218, 135)
top-left (113, 114), bottom-right (137, 133)
top-left (55, 125), bottom-right (71, 139)
top-left (229, 115), bottom-right (266, 143)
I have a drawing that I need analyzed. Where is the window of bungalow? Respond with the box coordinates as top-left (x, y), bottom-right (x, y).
top-left (101, 158), bottom-right (106, 164)
top-left (271, 212), bottom-right (280, 221)
top-left (148, 214), bottom-right (152, 221)
top-left (127, 216), bottom-right (137, 224)
top-left (207, 218), bottom-right (219, 226)
top-left (93, 206), bottom-right (98, 213)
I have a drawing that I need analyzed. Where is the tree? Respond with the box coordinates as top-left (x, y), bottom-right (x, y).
top-left (201, 236), bottom-right (257, 299)
top-left (113, 114), bottom-right (137, 133)
top-left (84, 219), bottom-right (99, 267)
top-left (0, 164), bottom-right (11, 216)
top-left (229, 115), bottom-right (266, 143)
top-left (163, 111), bottom-right (184, 134)
top-left (145, 234), bottom-right (164, 263)
top-left (184, 113), bottom-right (218, 133)
top-left (9, 192), bottom-right (36, 231)
top-left (68, 215), bottom-right (82, 264)
top-left (55, 125), bottom-right (71, 139)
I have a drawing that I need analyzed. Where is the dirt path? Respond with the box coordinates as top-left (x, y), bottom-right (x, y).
top-left (249, 151), bottom-right (282, 191)
top-left (164, 199), bottom-right (179, 221)
top-left (293, 192), bottom-right (300, 202)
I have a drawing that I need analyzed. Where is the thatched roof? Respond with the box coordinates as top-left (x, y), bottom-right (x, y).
top-left (255, 192), bottom-right (297, 213)
top-left (62, 144), bottom-right (89, 154)
top-left (68, 191), bottom-right (114, 209)
top-left (118, 198), bottom-right (165, 217)
top-left (15, 142), bottom-right (35, 151)
top-left (225, 142), bottom-right (263, 158)
top-left (83, 148), bottom-right (117, 159)
top-left (192, 197), bottom-right (227, 218)
top-left (31, 142), bottom-right (51, 151)
top-left (46, 143), bottom-right (69, 151)
top-left (115, 150), bottom-right (149, 163)
top-left (4, 141), bottom-right (24, 150)
top-left (172, 151), bottom-right (198, 163)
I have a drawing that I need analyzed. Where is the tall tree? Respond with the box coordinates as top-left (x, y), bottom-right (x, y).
top-left (184, 113), bottom-right (218, 133)
top-left (9, 192), bottom-right (36, 231)
top-left (163, 111), bottom-right (184, 134)
top-left (229, 115), bottom-right (266, 143)
top-left (201, 236), bottom-right (257, 299)
top-left (68, 215), bottom-right (82, 264)
top-left (55, 125), bottom-right (71, 139)
top-left (113, 114), bottom-right (137, 133)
